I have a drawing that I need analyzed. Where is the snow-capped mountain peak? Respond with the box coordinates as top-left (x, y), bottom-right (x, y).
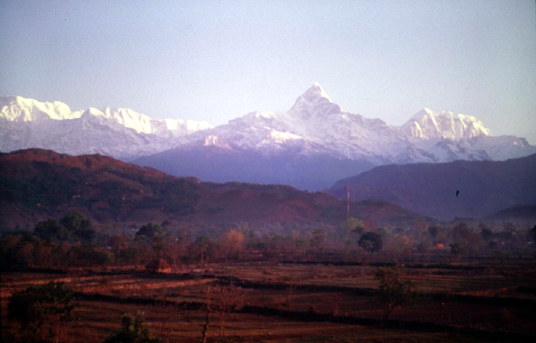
top-left (402, 108), bottom-right (492, 140)
top-left (0, 95), bottom-right (213, 160)
top-left (289, 83), bottom-right (342, 118)
top-left (175, 85), bottom-right (534, 165)
top-left (302, 82), bottom-right (332, 102)
top-left (0, 96), bottom-right (79, 122)
top-left (2, 86), bottom-right (535, 181)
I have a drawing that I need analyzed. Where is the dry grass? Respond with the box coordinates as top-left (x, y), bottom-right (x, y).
top-left (2, 261), bottom-right (536, 342)
top-left (1, 298), bottom-right (486, 343)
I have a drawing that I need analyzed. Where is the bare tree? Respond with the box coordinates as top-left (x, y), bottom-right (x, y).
top-left (201, 286), bottom-right (213, 343)
top-left (152, 291), bottom-right (183, 343)
top-left (211, 282), bottom-right (246, 339)
top-left (374, 266), bottom-right (416, 319)
top-left (281, 276), bottom-right (300, 309)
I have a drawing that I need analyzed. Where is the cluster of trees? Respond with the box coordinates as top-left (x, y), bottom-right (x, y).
top-left (2, 212), bottom-right (535, 271)
top-left (0, 214), bottom-right (110, 271)
top-left (34, 213), bottom-right (96, 243)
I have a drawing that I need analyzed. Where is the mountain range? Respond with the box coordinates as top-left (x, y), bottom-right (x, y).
top-left (2, 85), bottom-right (535, 190)
top-left (0, 95), bottom-right (212, 160)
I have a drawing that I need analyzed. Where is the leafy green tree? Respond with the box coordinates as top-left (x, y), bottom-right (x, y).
top-left (428, 226), bottom-right (439, 241)
top-left (193, 234), bottom-right (215, 264)
top-left (358, 232), bottom-right (383, 253)
top-left (60, 212), bottom-right (91, 231)
top-left (427, 226), bottom-right (447, 245)
top-left (68, 244), bottom-right (113, 267)
top-left (311, 228), bottom-right (326, 251)
top-left (479, 225), bottom-right (494, 243)
top-left (60, 212), bottom-right (95, 242)
top-left (103, 311), bottom-right (160, 343)
top-left (136, 223), bottom-right (167, 258)
top-left (375, 227), bottom-right (392, 240)
top-left (374, 267), bottom-right (415, 319)
top-left (416, 241), bottom-right (429, 257)
top-left (450, 222), bottom-right (472, 242)
top-left (34, 213), bottom-right (95, 243)
top-left (12, 234), bottom-right (40, 268)
top-left (136, 223), bottom-right (165, 241)
top-left (0, 234), bottom-right (22, 270)
top-left (34, 219), bottom-right (68, 241)
top-left (8, 282), bottom-right (78, 342)
top-left (449, 242), bottom-right (463, 258)
top-left (346, 217), bottom-right (364, 235)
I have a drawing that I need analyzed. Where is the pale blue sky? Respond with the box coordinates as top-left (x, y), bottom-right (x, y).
top-left (1, 0), bottom-right (535, 143)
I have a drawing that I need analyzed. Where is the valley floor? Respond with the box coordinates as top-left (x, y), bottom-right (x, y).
top-left (2, 259), bottom-right (536, 343)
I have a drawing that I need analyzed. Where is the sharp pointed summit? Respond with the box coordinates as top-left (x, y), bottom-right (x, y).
top-left (2, 90), bottom-right (536, 191)
top-left (289, 83), bottom-right (341, 117)
top-left (300, 82), bottom-right (332, 102)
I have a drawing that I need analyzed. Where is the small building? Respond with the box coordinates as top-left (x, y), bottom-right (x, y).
top-left (145, 258), bottom-right (172, 273)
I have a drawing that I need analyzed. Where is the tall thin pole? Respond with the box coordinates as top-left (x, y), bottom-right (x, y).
top-left (347, 185), bottom-right (350, 223)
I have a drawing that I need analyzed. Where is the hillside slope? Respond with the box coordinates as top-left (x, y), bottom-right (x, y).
top-left (328, 154), bottom-right (536, 220)
top-left (0, 149), bottom-right (428, 230)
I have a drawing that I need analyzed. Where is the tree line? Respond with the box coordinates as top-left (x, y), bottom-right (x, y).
top-left (2, 213), bottom-right (535, 272)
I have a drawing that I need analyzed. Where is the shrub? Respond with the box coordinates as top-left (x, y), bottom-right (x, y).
top-left (103, 311), bottom-right (160, 343)
top-left (8, 282), bottom-right (78, 342)
top-left (374, 266), bottom-right (416, 319)
top-left (358, 232), bottom-right (383, 253)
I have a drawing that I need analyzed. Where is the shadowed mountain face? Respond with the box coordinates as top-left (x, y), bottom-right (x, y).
top-left (0, 149), bottom-right (428, 229)
top-left (328, 154), bottom-right (536, 220)
top-left (133, 145), bottom-right (376, 191)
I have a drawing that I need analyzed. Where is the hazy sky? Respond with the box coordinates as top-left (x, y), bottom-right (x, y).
top-left (1, 0), bottom-right (535, 143)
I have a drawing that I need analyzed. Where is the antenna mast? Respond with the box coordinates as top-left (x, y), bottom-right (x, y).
top-left (347, 185), bottom-right (350, 223)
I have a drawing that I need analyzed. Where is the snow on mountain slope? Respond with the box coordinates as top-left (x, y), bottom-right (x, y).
top-left (178, 83), bottom-right (533, 165)
top-left (0, 95), bottom-right (212, 160)
top-left (461, 135), bottom-right (536, 161)
top-left (0, 96), bottom-right (81, 121)
top-left (97, 107), bottom-right (212, 137)
top-left (2, 84), bottom-right (535, 167)
top-left (179, 84), bottom-right (408, 163)
top-left (402, 108), bottom-right (492, 140)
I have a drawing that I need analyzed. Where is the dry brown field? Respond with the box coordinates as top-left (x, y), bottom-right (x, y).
top-left (2, 259), bottom-right (536, 343)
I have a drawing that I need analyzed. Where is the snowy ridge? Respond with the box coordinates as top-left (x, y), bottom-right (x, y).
top-left (0, 95), bottom-right (212, 160)
top-left (402, 108), bottom-right (492, 140)
top-left (0, 96), bottom-right (81, 121)
top-left (179, 84), bottom-right (534, 164)
top-left (1, 84), bottom-right (535, 165)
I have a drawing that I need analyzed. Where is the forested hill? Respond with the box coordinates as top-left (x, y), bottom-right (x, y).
top-left (0, 149), bottom-right (201, 226)
top-left (328, 153), bottom-right (536, 220)
top-left (0, 149), bottom-right (429, 230)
